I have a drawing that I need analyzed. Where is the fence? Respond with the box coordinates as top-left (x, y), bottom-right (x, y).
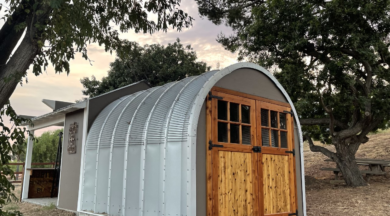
top-left (8, 162), bottom-right (55, 184)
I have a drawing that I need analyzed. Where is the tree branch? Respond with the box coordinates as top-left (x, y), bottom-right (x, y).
top-left (337, 122), bottom-right (363, 139)
top-left (340, 48), bottom-right (372, 93)
top-left (305, 135), bottom-right (336, 159)
top-left (300, 118), bottom-right (348, 129)
top-left (358, 116), bottom-right (384, 142)
top-left (318, 90), bottom-right (336, 135)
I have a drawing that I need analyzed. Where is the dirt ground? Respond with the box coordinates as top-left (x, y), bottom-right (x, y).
top-left (3, 131), bottom-right (390, 215)
top-left (304, 130), bottom-right (390, 216)
top-left (3, 184), bottom-right (75, 216)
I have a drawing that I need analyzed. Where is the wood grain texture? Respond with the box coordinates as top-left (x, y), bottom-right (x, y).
top-left (207, 97), bottom-right (213, 216)
top-left (262, 154), bottom-right (291, 215)
top-left (207, 87), bottom-right (298, 216)
top-left (218, 151), bottom-right (254, 216)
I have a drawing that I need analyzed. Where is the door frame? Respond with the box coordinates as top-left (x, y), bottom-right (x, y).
top-left (206, 86), bottom-right (297, 216)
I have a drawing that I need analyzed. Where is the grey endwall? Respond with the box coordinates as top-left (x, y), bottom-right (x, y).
top-left (87, 81), bottom-right (150, 131)
top-left (196, 103), bottom-right (207, 216)
top-left (196, 68), bottom-right (304, 216)
top-left (58, 109), bottom-right (84, 211)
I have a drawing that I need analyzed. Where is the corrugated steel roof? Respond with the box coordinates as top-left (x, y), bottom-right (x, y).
top-left (79, 62), bottom-right (305, 216)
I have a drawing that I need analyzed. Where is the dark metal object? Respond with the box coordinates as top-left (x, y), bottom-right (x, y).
top-left (208, 92), bottom-right (223, 100)
top-left (68, 122), bottom-right (78, 154)
top-left (51, 132), bottom-right (63, 198)
top-left (285, 149), bottom-right (295, 156)
top-left (288, 210), bottom-right (298, 215)
top-left (283, 110), bottom-right (294, 117)
top-left (208, 140), bottom-right (224, 150)
top-left (252, 146), bottom-right (261, 153)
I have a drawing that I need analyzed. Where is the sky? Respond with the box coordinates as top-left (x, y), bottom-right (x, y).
top-left (0, 0), bottom-right (238, 136)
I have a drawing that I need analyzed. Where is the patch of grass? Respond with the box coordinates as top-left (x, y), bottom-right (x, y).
top-left (368, 128), bottom-right (390, 135)
top-left (3, 203), bottom-right (20, 211)
top-left (42, 203), bottom-right (56, 210)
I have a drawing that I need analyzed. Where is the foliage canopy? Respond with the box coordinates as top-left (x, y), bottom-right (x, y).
top-left (81, 39), bottom-right (210, 97)
top-left (18, 129), bottom-right (62, 165)
top-left (197, 0), bottom-right (390, 186)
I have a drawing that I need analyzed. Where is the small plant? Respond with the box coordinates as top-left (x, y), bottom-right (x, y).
top-left (3, 203), bottom-right (19, 212)
top-left (43, 203), bottom-right (56, 210)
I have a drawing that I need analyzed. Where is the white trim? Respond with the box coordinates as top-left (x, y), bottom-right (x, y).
top-left (22, 129), bottom-right (34, 200)
top-left (21, 101), bottom-right (86, 127)
top-left (29, 114), bottom-right (65, 131)
top-left (77, 101), bottom-right (89, 211)
top-left (89, 80), bottom-right (149, 100)
top-left (57, 117), bottom-right (66, 207)
top-left (56, 206), bottom-right (78, 213)
top-left (78, 210), bottom-right (104, 216)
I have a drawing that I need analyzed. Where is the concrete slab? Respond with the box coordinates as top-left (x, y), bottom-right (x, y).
top-left (23, 197), bottom-right (58, 206)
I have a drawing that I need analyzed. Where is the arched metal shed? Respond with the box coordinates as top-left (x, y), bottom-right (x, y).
top-left (20, 62), bottom-right (306, 216)
top-left (79, 62), bottom-right (306, 216)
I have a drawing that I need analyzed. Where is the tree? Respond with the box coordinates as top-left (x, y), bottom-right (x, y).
top-left (0, 0), bottom-right (192, 109)
top-left (196, 0), bottom-right (390, 186)
top-left (0, 0), bottom-right (192, 212)
top-left (0, 104), bottom-right (27, 215)
top-left (18, 129), bottom-right (62, 165)
top-left (81, 39), bottom-right (210, 97)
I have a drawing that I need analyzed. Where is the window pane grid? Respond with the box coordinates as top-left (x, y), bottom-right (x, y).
top-left (216, 99), bottom-right (253, 145)
top-left (261, 110), bottom-right (289, 149)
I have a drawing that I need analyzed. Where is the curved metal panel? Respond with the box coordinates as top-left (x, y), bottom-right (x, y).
top-left (81, 62), bottom-right (305, 216)
top-left (107, 91), bottom-right (143, 215)
top-left (81, 97), bottom-right (124, 212)
top-left (122, 86), bottom-right (161, 216)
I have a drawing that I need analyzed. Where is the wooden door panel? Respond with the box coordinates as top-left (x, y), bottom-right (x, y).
top-left (207, 88), bottom-right (297, 216)
top-left (218, 151), bottom-right (254, 216)
top-left (262, 154), bottom-right (291, 215)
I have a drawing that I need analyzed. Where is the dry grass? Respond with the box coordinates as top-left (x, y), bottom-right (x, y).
top-left (3, 184), bottom-right (75, 216)
top-left (305, 130), bottom-right (390, 216)
top-left (3, 130), bottom-right (390, 216)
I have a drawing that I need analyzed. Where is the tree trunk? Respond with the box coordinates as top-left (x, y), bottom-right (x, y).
top-left (306, 135), bottom-right (367, 187)
top-left (0, 3), bottom-right (52, 109)
top-left (333, 142), bottom-right (367, 186)
top-left (0, 27), bottom-right (39, 109)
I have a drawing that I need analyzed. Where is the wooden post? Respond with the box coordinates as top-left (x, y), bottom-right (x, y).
top-left (15, 165), bottom-right (19, 180)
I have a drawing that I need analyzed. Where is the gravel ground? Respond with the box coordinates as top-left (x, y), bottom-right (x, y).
top-left (304, 130), bottom-right (390, 216)
top-left (3, 130), bottom-right (390, 216)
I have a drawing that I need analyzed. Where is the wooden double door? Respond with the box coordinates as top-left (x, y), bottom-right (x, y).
top-left (206, 88), bottom-right (297, 216)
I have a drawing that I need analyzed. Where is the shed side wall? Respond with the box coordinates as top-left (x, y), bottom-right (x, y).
top-left (58, 109), bottom-right (84, 211)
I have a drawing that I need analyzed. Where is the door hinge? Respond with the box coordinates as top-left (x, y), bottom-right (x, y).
top-left (208, 92), bottom-right (223, 100)
top-left (252, 146), bottom-right (261, 153)
top-left (285, 149), bottom-right (295, 156)
top-left (288, 210), bottom-right (298, 215)
top-left (283, 110), bottom-right (294, 117)
top-left (208, 140), bottom-right (224, 150)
